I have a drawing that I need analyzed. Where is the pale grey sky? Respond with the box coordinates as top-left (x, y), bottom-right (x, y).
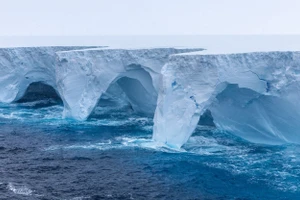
top-left (0, 0), bottom-right (300, 36)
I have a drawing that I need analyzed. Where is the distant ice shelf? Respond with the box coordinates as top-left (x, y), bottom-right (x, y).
top-left (1, 46), bottom-right (300, 148)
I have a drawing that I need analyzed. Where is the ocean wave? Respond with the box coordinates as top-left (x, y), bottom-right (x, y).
top-left (7, 182), bottom-right (33, 196)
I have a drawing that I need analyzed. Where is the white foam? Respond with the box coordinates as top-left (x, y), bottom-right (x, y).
top-left (44, 135), bottom-right (186, 154)
top-left (70, 196), bottom-right (91, 200)
top-left (8, 182), bottom-right (33, 196)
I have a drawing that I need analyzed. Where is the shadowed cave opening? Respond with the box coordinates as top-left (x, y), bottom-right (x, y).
top-left (198, 109), bottom-right (215, 127)
top-left (117, 76), bottom-right (157, 115)
top-left (90, 67), bottom-right (157, 120)
top-left (206, 83), bottom-right (300, 144)
top-left (89, 80), bottom-right (133, 119)
top-left (15, 82), bottom-right (63, 108)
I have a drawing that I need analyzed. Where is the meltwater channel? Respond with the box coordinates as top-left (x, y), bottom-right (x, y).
top-left (0, 85), bottom-right (299, 200)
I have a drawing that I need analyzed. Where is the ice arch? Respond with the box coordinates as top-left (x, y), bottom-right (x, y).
top-left (59, 62), bottom-right (158, 120)
top-left (56, 48), bottom-right (201, 120)
top-left (89, 66), bottom-right (157, 118)
top-left (0, 47), bottom-right (98, 104)
top-left (153, 51), bottom-right (300, 148)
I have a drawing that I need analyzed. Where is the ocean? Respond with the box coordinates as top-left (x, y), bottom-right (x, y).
top-left (0, 97), bottom-right (299, 199)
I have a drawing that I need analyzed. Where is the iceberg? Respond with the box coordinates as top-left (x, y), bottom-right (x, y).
top-left (153, 51), bottom-right (300, 148)
top-left (55, 47), bottom-right (202, 120)
top-left (0, 47), bottom-right (201, 120)
top-left (1, 46), bottom-right (300, 148)
top-left (0, 46), bottom-right (99, 103)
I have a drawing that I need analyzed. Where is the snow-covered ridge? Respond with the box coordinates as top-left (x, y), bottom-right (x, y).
top-left (153, 51), bottom-right (300, 148)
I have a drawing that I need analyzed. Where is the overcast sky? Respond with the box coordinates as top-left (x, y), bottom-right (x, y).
top-left (0, 0), bottom-right (300, 36)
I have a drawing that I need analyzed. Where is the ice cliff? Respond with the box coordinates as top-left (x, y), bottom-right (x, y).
top-left (55, 47), bottom-right (202, 120)
top-left (1, 46), bottom-right (300, 148)
top-left (0, 47), bottom-right (201, 119)
top-left (0, 47), bottom-right (98, 103)
top-left (153, 51), bottom-right (300, 148)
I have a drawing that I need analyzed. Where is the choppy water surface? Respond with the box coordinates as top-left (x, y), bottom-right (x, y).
top-left (0, 101), bottom-right (300, 200)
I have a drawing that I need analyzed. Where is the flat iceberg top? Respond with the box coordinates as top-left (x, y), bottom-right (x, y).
top-left (2, 35), bottom-right (300, 54)
top-left (0, 46), bottom-right (103, 51)
top-left (56, 47), bottom-right (204, 72)
top-left (173, 50), bottom-right (300, 57)
top-left (177, 49), bottom-right (300, 56)
top-left (56, 47), bottom-right (204, 54)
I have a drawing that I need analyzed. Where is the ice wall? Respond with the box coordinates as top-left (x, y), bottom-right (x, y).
top-left (153, 51), bottom-right (300, 148)
top-left (0, 46), bottom-right (201, 120)
top-left (0, 47), bottom-right (98, 103)
top-left (56, 48), bottom-right (202, 120)
top-left (1, 46), bottom-right (300, 148)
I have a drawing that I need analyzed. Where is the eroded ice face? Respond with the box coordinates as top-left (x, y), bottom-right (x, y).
top-left (1, 46), bottom-right (300, 148)
top-left (153, 51), bottom-right (300, 148)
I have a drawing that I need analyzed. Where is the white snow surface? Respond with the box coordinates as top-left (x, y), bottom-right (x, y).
top-left (1, 44), bottom-right (300, 148)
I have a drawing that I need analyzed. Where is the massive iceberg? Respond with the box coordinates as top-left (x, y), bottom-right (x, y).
top-left (153, 51), bottom-right (300, 148)
top-left (0, 47), bottom-right (99, 103)
top-left (0, 46), bottom-right (201, 119)
top-left (1, 46), bottom-right (300, 148)
top-left (55, 47), bottom-right (202, 120)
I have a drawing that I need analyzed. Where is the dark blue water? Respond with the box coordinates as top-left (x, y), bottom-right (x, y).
top-left (0, 101), bottom-right (300, 200)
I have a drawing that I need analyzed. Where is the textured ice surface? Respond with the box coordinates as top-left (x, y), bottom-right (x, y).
top-left (0, 47), bottom-right (99, 103)
top-left (56, 47), bottom-right (202, 120)
top-left (1, 46), bottom-right (300, 148)
top-left (0, 47), bottom-right (201, 120)
top-left (153, 51), bottom-right (300, 148)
